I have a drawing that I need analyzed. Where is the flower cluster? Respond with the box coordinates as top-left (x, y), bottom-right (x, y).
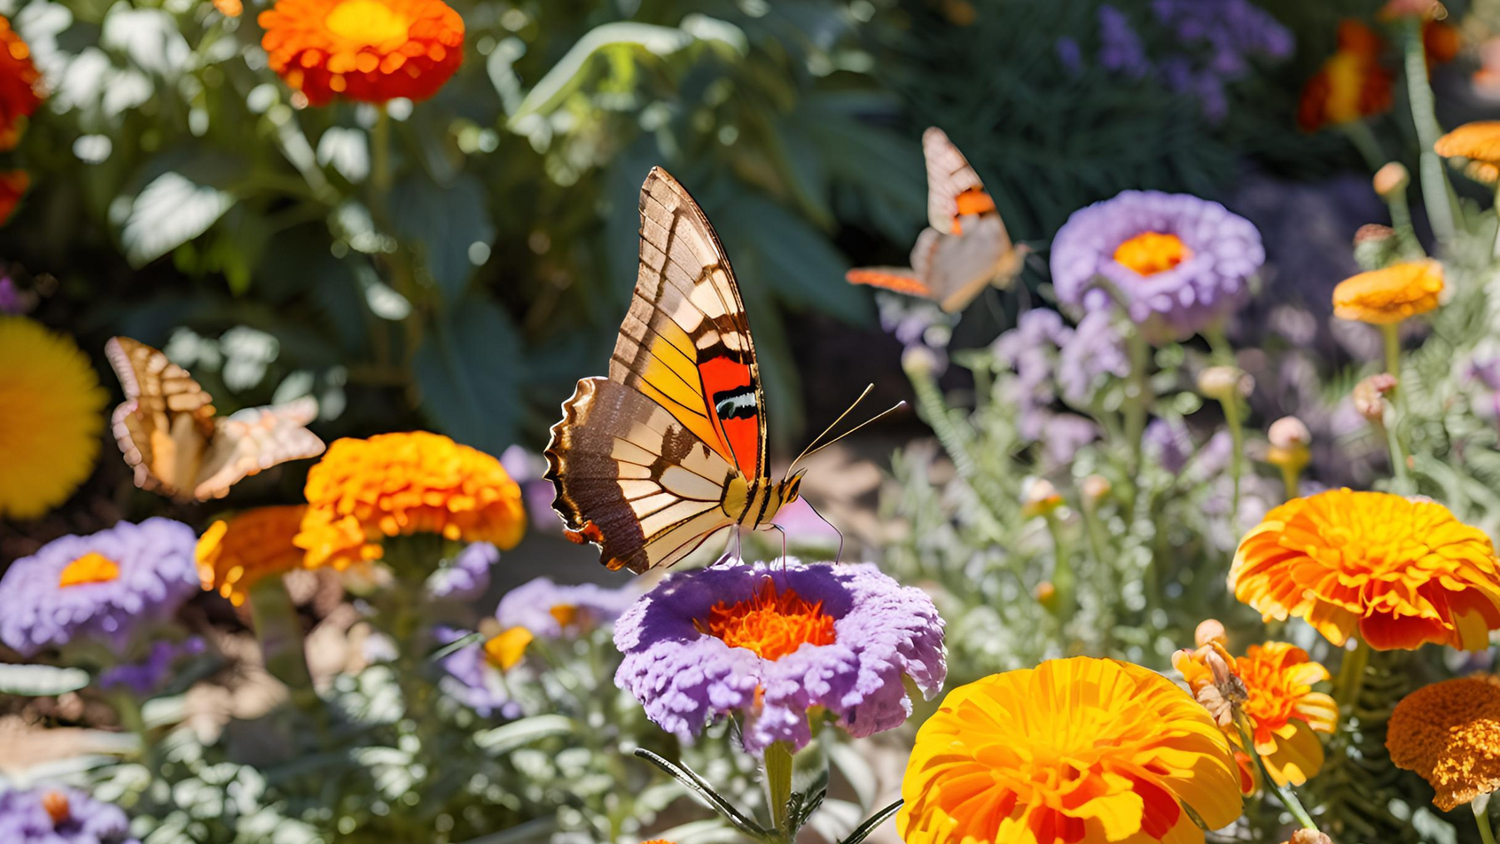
top-left (1388, 675), bottom-right (1500, 810)
top-left (0, 787), bottom-right (137, 844)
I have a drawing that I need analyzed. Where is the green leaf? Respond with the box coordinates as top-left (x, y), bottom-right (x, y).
top-left (390, 173), bottom-right (495, 304)
top-left (412, 297), bottom-right (521, 456)
top-left (473, 715), bottom-right (576, 754)
top-left (837, 799), bottom-right (903, 844)
top-left (0, 664), bottom-right (90, 696)
top-left (716, 195), bottom-right (873, 324)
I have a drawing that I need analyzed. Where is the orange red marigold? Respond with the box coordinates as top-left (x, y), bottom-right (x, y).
top-left (0, 16), bottom-right (42, 151)
top-left (259, 0), bottom-right (464, 106)
top-left (1298, 21), bottom-right (1394, 132)
top-left (196, 505), bottom-right (308, 606)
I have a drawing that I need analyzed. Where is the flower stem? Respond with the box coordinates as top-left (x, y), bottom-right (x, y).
top-left (1124, 327), bottom-right (1151, 479)
top-left (1334, 637), bottom-right (1372, 726)
top-left (372, 103), bottom-right (392, 202)
top-left (1385, 188), bottom-right (1424, 259)
top-left (1341, 121), bottom-right (1387, 173)
top-left (763, 741), bottom-right (795, 840)
top-left (1221, 392), bottom-right (1244, 536)
top-left (1279, 464), bottom-right (1300, 501)
top-left (1234, 715), bottom-right (1320, 831)
top-left (1477, 798), bottom-right (1498, 844)
top-left (248, 577), bottom-right (313, 695)
top-left (1401, 17), bottom-right (1460, 246)
top-left (1043, 511), bottom-right (1074, 623)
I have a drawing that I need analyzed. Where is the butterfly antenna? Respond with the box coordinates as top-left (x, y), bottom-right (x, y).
top-left (802, 495), bottom-right (846, 564)
top-left (787, 385), bottom-right (873, 475)
top-left (791, 400), bottom-right (908, 469)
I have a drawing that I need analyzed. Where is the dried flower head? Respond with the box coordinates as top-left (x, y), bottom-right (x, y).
top-left (1267, 416), bottom-right (1312, 473)
top-left (1355, 223), bottom-right (1397, 245)
top-left (1389, 675), bottom-right (1500, 809)
top-left (1196, 618), bottom-right (1228, 648)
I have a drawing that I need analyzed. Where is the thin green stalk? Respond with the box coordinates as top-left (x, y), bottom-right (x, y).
top-left (372, 104), bottom-right (392, 201)
top-left (1125, 328), bottom-right (1151, 478)
top-left (1384, 189), bottom-right (1424, 258)
top-left (1043, 511), bottom-right (1074, 623)
top-left (1279, 463), bottom-right (1300, 501)
top-left (1234, 715), bottom-right (1320, 831)
top-left (1477, 799), bottom-right (1498, 844)
top-left (763, 741), bottom-right (795, 840)
top-left (1334, 638), bottom-right (1373, 726)
top-left (1341, 121), bottom-right (1387, 172)
top-left (1402, 17), bottom-right (1461, 245)
top-left (1221, 393), bottom-right (1244, 535)
top-left (248, 577), bottom-right (314, 694)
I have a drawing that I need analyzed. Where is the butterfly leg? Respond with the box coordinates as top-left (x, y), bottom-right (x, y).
top-left (769, 524), bottom-right (788, 569)
top-left (803, 496), bottom-right (846, 564)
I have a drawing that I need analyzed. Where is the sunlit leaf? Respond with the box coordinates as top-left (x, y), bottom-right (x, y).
top-left (0, 663), bottom-right (90, 696)
top-left (121, 171), bottom-right (235, 267)
top-left (391, 173), bottom-right (495, 304)
top-left (412, 297), bottom-right (521, 456)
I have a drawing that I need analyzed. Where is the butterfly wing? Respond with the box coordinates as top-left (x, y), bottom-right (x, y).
top-left (546, 167), bottom-right (767, 573)
top-left (844, 267), bottom-right (934, 298)
top-left (195, 397), bottom-right (326, 500)
top-left (105, 336), bottom-right (216, 500)
top-left (923, 127), bottom-right (994, 234)
top-left (923, 215), bottom-right (1022, 312)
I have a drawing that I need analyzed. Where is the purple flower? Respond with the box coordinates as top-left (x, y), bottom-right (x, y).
top-left (878, 296), bottom-right (952, 376)
top-left (1145, 418), bottom-right (1194, 474)
top-left (0, 787), bottom-right (136, 844)
top-left (993, 310), bottom-right (1072, 439)
top-left (0, 520), bottom-right (199, 657)
top-left (1042, 414), bottom-right (1098, 466)
top-left (613, 560), bottom-right (945, 755)
top-left (1057, 311), bottom-right (1129, 405)
top-left (0, 277), bottom-right (28, 315)
top-left (426, 542), bottom-right (497, 602)
top-left (1098, 6), bottom-right (1150, 79)
top-left (436, 627), bottom-right (521, 719)
top-left (497, 577), bottom-right (637, 638)
top-left (1056, 36), bottom-right (1084, 76)
top-left (1050, 190), bottom-right (1264, 342)
top-left (98, 638), bottom-right (205, 696)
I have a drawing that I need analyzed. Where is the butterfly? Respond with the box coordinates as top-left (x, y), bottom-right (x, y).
top-left (846, 127), bottom-right (1026, 313)
top-left (104, 336), bottom-right (326, 502)
top-left (545, 168), bottom-right (897, 574)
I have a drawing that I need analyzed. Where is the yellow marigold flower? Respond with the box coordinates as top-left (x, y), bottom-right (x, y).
top-left (0, 16), bottom-right (43, 152)
top-left (1231, 489), bottom-right (1500, 651)
top-left (295, 432), bottom-right (525, 570)
top-left (899, 657), bottom-right (1243, 844)
top-left (197, 505), bottom-right (308, 606)
top-left (1178, 640), bottom-right (1337, 793)
top-left (1332, 260), bottom-right (1443, 324)
top-left (1436, 121), bottom-right (1500, 164)
top-left (1389, 675), bottom-right (1500, 810)
top-left (259, 0), bottom-right (464, 106)
top-left (0, 318), bottom-right (106, 519)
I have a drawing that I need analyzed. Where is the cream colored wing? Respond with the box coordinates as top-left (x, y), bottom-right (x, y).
top-left (923, 215), bottom-right (1016, 313)
top-left (104, 336), bottom-right (216, 499)
top-left (194, 397), bottom-right (325, 500)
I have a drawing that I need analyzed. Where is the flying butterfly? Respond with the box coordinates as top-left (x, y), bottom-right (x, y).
top-left (105, 336), bottom-right (326, 502)
top-left (545, 167), bottom-right (898, 574)
top-left (846, 127), bottom-right (1026, 313)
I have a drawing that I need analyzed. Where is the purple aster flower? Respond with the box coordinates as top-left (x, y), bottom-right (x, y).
top-left (0, 787), bottom-right (137, 844)
top-left (426, 542), bottom-right (497, 602)
top-left (436, 626), bottom-right (522, 719)
top-left (1050, 190), bottom-right (1264, 342)
top-left (993, 310), bottom-right (1072, 440)
top-left (497, 577), bottom-right (637, 638)
top-left (1057, 311), bottom-right (1129, 405)
top-left (98, 638), bottom-right (205, 696)
top-left (0, 519), bottom-right (199, 657)
top-left (878, 295), bottom-right (953, 376)
top-left (613, 560), bottom-right (946, 755)
top-left (1098, 6), bottom-right (1150, 80)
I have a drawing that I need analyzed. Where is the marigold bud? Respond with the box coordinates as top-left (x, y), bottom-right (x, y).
top-left (1373, 162), bottom-right (1410, 198)
top-left (1266, 416), bottom-right (1313, 474)
top-left (1353, 373), bottom-right (1399, 422)
top-left (1021, 478), bottom-right (1063, 518)
top-left (1194, 618), bottom-right (1228, 648)
top-left (1197, 366), bottom-right (1253, 402)
top-left (1287, 830), bottom-right (1335, 844)
top-left (1081, 474), bottom-right (1111, 503)
top-left (1034, 581), bottom-right (1058, 610)
top-left (1354, 223), bottom-right (1396, 245)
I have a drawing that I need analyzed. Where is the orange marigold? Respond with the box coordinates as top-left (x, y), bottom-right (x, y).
top-left (295, 431), bottom-right (524, 570)
top-left (197, 505), bottom-right (308, 606)
top-left (1298, 21), bottom-right (1393, 132)
top-left (1389, 675), bottom-right (1500, 810)
top-left (259, 0), bottom-right (463, 106)
top-left (1332, 259), bottom-right (1443, 324)
top-left (1177, 641), bottom-right (1337, 793)
top-left (0, 17), bottom-right (42, 152)
top-left (1231, 489), bottom-right (1500, 651)
top-left (1436, 122), bottom-right (1500, 170)
top-left (899, 657), bottom-right (1243, 844)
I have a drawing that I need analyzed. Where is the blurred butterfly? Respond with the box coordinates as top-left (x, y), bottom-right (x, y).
top-left (105, 336), bottom-right (325, 502)
top-left (846, 127), bottom-right (1026, 313)
top-left (545, 168), bottom-right (899, 574)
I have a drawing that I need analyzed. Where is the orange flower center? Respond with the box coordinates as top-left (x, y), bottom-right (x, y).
top-left (1113, 231), bottom-right (1192, 276)
top-left (704, 578), bottom-right (836, 660)
top-left (58, 552), bottom-right (120, 588)
top-left (324, 0), bottom-right (411, 45)
top-left (550, 604), bottom-right (578, 629)
top-left (41, 791), bottom-right (69, 825)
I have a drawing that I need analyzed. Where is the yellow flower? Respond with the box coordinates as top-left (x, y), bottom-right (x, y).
top-left (1231, 489), bottom-right (1500, 651)
top-left (1332, 260), bottom-right (1443, 324)
top-left (483, 626), bottom-right (533, 671)
top-left (899, 656), bottom-right (1243, 844)
top-left (196, 505), bottom-right (308, 606)
top-left (295, 431), bottom-right (525, 570)
top-left (1388, 675), bottom-right (1500, 810)
top-left (1177, 640), bottom-right (1337, 793)
top-left (0, 318), bottom-right (106, 519)
top-left (1435, 122), bottom-right (1500, 171)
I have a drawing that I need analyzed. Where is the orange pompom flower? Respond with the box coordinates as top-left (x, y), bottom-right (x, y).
top-left (1298, 21), bottom-right (1394, 132)
top-left (1389, 675), bottom-right (1500, 810)
top-left (1176, 640), bottom-right (1337, 793)
top-left (295, 431), bottom-right (525, 571)
top-left (259, 0), bottom-right (464, 106)
top-left (0, 17), bottom-right (42, 151)
top-left (197, 505), bottom-right (308, 606)
top-left (1231, 489), bottom-right (1500, 651)
top-left (1332, 259), bottom-right (1443, 324)
top-left (899, 657), bottom-right (1243, 844)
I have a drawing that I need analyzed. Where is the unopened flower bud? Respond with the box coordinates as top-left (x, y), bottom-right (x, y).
top-left (1197, 366), bottom-right (1253, 402)
top-left (901, 345), bottom-right (940, 377)
top-left (1081, 474), bottom-right (1111, 503)
top-left (1021, 478), bottom-right (1063, 518)
top-left (1353, 373), bottom-right (1399, 422)
top-left (1266, 416), bottom-right (1313, 474)
top-left (1034, 580), bottom-right (1058, 610)
top-left (1288, 830), bottom-right (1334, 844)
top-left (1194, 618), bottom-right (1228, 648)
top-left (1373, 162), bottom-right (1410, 198)
top-left (1353, 223), bottom-right (1396, 246)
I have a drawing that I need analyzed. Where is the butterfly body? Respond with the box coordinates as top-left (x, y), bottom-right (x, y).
top-left (846, 127), bottom-right (1024, 313)
top-left (546, 168), bottom-right (805, 574)
top-left (105, 337), bottom-right (325, 501)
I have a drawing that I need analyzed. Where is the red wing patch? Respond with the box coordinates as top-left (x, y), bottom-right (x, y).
top-left (698, 354), bottom-right (759, 478)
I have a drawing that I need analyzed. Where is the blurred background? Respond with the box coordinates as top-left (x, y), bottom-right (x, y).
top-left (3, 0), bottom-right (1496, 557)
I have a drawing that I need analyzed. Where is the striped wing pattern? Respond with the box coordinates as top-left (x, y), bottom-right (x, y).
top-left (105, 336), bottom-right (324, 501)
top-left (547, 167), bottom-right (769, 573)
top-left (923, 126), bottom-right (991, 234)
